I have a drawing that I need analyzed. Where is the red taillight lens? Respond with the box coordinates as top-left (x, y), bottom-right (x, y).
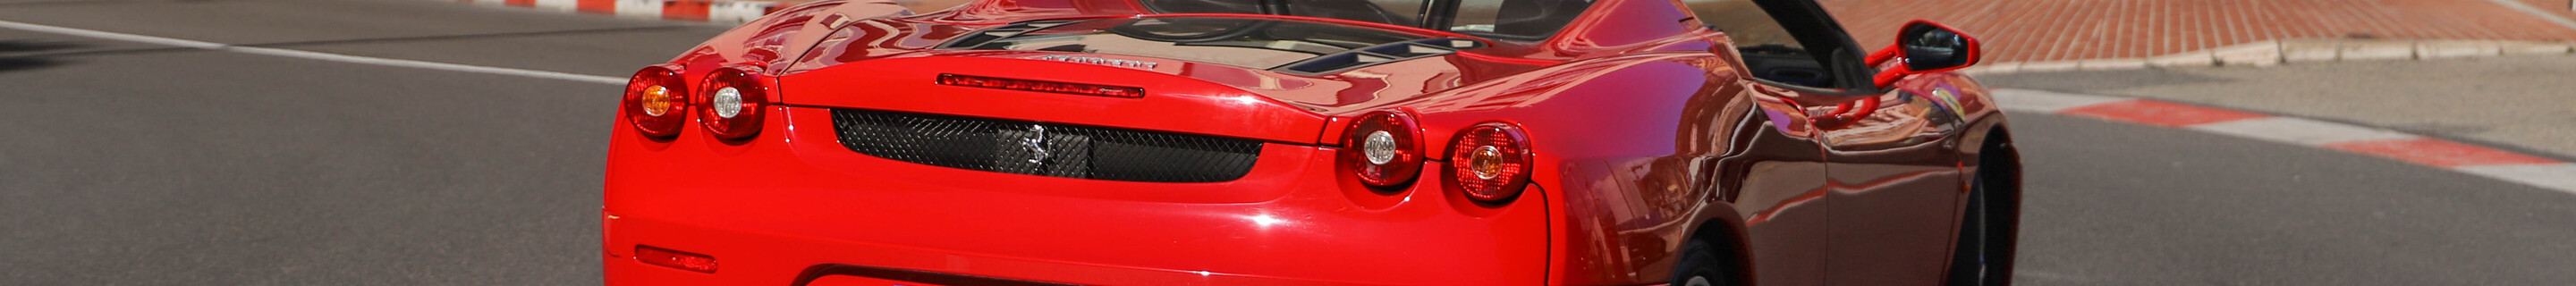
top-left (936, 73), bottom-right (1145, 98)
top-left (623, 64), bottom-right (690, 138)
top-left (633, 245), bottom-right (717, 273)
top-left (1447, 122), bottom-right (1532, 204)
top-left (1342, 110), bottom-right (1423, 187)
top-left (696, 66), bottom-right (770, 140)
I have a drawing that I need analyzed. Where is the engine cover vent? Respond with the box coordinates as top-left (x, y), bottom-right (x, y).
top-left (829, 108), bottom-right (1263, 183)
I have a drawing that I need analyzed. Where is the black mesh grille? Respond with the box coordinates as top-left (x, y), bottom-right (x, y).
top-left (830, 108), bottom-right (1262, 182)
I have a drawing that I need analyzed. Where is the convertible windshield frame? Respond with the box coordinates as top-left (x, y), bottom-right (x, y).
top-left (1135, 0), bottom-right (1594, 41)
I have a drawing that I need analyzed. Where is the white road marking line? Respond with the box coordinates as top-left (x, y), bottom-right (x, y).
top-left (2185, 117), bottom-right (2420, 146)
top-left (2453, 164), bottom-right (2576, 195)
top-left (229, 46), bottom-right (626, 84)
top-left (1990, 88), bottom-right (2131, 113)
top-left (0, 19), bottom-right (628, 85)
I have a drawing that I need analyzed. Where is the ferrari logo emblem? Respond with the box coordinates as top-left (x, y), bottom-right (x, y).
top-left (1021, 125), bottom-right (1051, 164)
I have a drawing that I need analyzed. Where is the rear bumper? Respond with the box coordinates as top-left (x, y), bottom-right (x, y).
top-left (601, 106), bottom-right (1550, 285)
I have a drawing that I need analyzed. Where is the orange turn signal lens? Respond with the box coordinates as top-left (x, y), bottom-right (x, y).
top-left (640, 85), bottom-right (676, 116)
top-left (1447, 122), bottom-right (1531, 204)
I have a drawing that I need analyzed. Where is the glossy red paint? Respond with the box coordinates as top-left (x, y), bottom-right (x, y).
top-left (605, 0), bottom-right (2019, 285)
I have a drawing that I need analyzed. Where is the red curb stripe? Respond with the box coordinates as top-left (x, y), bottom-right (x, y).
top-left (663, 1), bottom-right (711, 21)
top-left (2325, 138), bottom-right (2564, 167)
top-left (504, 0), bottom-right (535, 6)
top-left (2056, 99), bottom-right (2272, 127)
top-left (576, 0), bottom-right (615, 13)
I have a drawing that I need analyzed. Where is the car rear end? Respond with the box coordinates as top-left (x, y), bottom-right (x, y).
top-left (601, 15), bottom-right (1555, 286)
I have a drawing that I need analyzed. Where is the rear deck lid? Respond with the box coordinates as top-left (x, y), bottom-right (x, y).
top-left (778, 16), bottom-right (1500, 145)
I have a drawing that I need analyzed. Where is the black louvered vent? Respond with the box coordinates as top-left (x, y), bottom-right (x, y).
top-left (830, 109), bottom-right (1262, 182)
top-left (936, 20), bottom-right (1081, 49)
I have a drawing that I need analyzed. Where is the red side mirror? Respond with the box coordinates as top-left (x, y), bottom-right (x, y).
top-left (1868, 20), bottom-right (1981, 88)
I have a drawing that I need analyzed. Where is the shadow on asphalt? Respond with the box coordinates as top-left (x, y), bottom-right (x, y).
top-left (0, 39), bottom-right (80, 53)
top-left (0, 38), bottom-right (235, 66)
top-left (0, 39), bottom-right (75, 74)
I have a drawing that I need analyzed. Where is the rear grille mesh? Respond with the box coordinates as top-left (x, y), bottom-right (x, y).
top-left (829, 109), bottom-right (1262, 182)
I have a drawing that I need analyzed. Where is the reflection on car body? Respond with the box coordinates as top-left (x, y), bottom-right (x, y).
top-left (601, 0), bottom-right (2021, 285)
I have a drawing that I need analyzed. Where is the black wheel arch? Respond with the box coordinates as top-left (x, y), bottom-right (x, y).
top-left (1682, 214), bottom-right (1757, 286)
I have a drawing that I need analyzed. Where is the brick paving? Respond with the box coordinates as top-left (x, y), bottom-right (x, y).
top-left (1821, 0), bottom-right (2576, 63)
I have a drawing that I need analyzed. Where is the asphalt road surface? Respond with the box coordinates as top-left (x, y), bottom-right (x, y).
top-left (2, 0), bottom-right (2572, 285)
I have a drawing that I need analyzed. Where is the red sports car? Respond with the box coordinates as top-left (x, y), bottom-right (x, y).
top-left (602, 0), bottom-right (2021, 284)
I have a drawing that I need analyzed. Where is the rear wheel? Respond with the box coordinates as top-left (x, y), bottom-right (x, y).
top-left (1673, 240), bottom-right (1729, 286)
top-left (1947, 152), bottom-right (2019, 286)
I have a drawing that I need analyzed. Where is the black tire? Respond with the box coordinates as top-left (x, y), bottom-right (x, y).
top-left (1673, 240), bottom-right (1729, 286)
top-left (1947, 162), bottom-right (2017, 286)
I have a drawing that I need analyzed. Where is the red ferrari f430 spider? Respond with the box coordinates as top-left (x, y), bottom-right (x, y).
top-left (603, 0), bottom-right (2021, 285)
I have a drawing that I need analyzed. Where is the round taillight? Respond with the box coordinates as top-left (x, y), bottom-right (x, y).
top-left (697, 66), bottom-right (769, 140)
top-left (623, 64), bottom-right (690, 138)
top-left (1447, 122), bottom-right (1531, 204)
top-left (1343, 110), bottom-right (1422, 187)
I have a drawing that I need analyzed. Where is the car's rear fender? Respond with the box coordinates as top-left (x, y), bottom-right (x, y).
top-left (1375, 52), bottom-right (1777, 285)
